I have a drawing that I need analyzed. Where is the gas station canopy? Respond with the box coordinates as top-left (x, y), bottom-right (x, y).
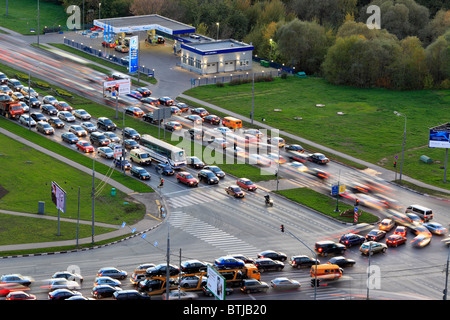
top-left (93, 14), bottom-right (196, 35)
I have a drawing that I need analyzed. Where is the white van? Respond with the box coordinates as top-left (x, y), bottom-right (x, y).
top-left (405, 205), bottom-right (433, 222)
top-left (130, 149), bottom-right (152, 165)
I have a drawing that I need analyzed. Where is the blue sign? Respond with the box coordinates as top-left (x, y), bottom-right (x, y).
top-left (129, 36), bottom-right (138, 73)
top-left (331, 185), bottom-right (339, 196)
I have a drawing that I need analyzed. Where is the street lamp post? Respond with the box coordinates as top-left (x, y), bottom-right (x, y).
top-left (99, 2), bottom-right (101, 20)
top-left (394, 111), bottom-right (407, 183)
top-left (216, 22), bottom-right (219, 41)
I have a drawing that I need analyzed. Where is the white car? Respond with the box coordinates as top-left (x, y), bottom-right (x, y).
top-left (73, 109), bottom-right (91, 120)
top-left (162, 289), bottom-right (198, 300)
top-left (81, 121), bottom-right (97, 133)
top-left (19, 114), bottom-right (36, 127)
top-left (43, 95), bottom-right (58, 105)
top-left (69, 125), bottom-right (87, 137)
top-left (179, 275), bottom-right (207, 289)
top-left (97, 147), bottom-right (114, 159)
top-left (58, 111), bottom-right (75, 122)
top-left (45, 278), bottom-right (81, 291)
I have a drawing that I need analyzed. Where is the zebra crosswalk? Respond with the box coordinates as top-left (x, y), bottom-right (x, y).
top-left (168, 211), bottom-right (261, 257)
top-left (166, 189), bottom-right (227, 208)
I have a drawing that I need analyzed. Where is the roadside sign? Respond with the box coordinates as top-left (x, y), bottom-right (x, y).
top-left (206, 265), bottom-right (226, 300)
top-left (113, 145), bottom-right (122, 158)
top-left (331, 184), bottom-right (346, 196)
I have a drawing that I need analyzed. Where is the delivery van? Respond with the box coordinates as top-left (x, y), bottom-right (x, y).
top-left (222, 116), bottom-right (242, 130)
top-left (310, 264), bottom-right (342, 280)
top-left (130, 149), bottom-right (152, 165)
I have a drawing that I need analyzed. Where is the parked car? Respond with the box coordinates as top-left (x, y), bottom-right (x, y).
top-left (179, 275), bottom-right (207, 289)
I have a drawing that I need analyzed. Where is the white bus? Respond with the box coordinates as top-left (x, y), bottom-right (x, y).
top-left (140, 134), bottom-right (187, 169)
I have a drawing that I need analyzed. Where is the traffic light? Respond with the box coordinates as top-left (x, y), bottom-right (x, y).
top-left (354, 199), bottom-right (359, 207)
top-left (280, 224), bottom-right (284, 233)
top-left (310, 278), bottom-right (321, 287)
top-left (393, 161), bottom-right (397, 168)
top-left (158, 178), bottom-right (164, 188)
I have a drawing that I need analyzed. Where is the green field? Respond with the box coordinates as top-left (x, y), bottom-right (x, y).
top-left (0, 0), bottom-right (67, 35)
top-left (184, 76), bottom-right (450, 190)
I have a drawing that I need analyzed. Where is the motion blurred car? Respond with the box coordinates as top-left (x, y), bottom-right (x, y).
top-left (411, 235), bottom-right (431, 248)
top-left (44, 278), bottom-right (81, 291)
top-left (379, 218), bottom-right (395, 232)
top-left (136, 87), bottom-right (152, 97)
top-left (287, 161), bottom-right (308, 172)
top-left (265, 152), bottom-right (286, 164)
top-left (244, 129), bottom-right (264, 138)
top-left (257, 250), bottom-right (287, 261)
top-left (225, 185), bottom-right (245, 198)
top-left (0, 274), bottom-right (32, 286)
top-left (236, 178), bottom-right (257, 191)
top-left (73, 109), bottom-right (91, 120)
top-left (176, 171), bottom-right (198, 187)
top-left (423, 222), bottom-right (447, 235)
top-left (270, 277), bottom-right (301, 291)
top-left (285, 144), bottom-right (304, 152)
top-left (386, 234), bottom-right (407, 247)
top-left (162, 289), bottom-right (197, 300)
top-left (405, 213), bottom-right (424, 225)
top-left (306, 168), bottom-right (331, 179)
top-left (5, 291), bottom-right (36, 300)
top-left (360, 241), bottom-right (387, 255)
top-left (127, 90), bottom-right (143, 100)
top-left (125, 106), bottom-right (144, 117)
top-left (51, 271), bottom-right (83, 284)
top-left (327, 256), bottom-right (355, 268)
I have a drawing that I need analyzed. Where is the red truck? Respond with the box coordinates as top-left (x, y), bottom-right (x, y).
top-left (0, 98), bottom-right (24, 119)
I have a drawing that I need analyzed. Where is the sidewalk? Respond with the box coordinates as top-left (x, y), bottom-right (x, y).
top-left (179, 94), bottom-right (450, 196)
top-left (0, 128), bottom-right (163, 255)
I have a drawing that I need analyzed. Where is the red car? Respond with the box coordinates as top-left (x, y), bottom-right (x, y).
top-left (76, 140), bottom-right (95, 153)
top-left (176, 171), bottom-right (198, 187)
top-left (0, 283), bottom-right (28, 297)
top-left (236, 178), bottom-right (257, 191)
top-left (393, 226), bottom-right (407, 237)
top-left (102, 41), bottom-right (116, 48)
top-left (55, 101), bottom-right (73, 112)
top-left (225, 185), bottom-right (245, 198)
top-left (6, 291), bottom-right (36, 300)
top-left (386, 234), bottom-right (407, 247)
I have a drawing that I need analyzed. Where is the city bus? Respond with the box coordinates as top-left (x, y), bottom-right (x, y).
top-left (140, 134), bottom-right (187, 169)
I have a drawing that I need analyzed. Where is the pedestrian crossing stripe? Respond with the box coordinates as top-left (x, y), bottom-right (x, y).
top-left (166, 189), bottom-right (227, 208)
top-left (168, 211), bottom-right (260, 256)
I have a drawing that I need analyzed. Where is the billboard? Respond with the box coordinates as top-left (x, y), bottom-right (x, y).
top-left (129, 36), bottom-right (139, 73)
top-left (206, 265), bottom-right (226, 300)
top-left (51, 181), bottom-right (67, 213)
top-left (103, 78), bottom-right (131, 96)
top-left (429, 128), bottom-right (450, 148)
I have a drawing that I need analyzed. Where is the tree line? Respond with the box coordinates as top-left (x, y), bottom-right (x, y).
top-left (53, 0), bottom-right (449, 90)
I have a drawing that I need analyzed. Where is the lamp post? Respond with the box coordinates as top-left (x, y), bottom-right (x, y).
top-left (394, 111), bottom-right (407, 183)
top-left (98, 2), bottom-right (101, 20)
top-left (216, 22), bottom-right (219, 41)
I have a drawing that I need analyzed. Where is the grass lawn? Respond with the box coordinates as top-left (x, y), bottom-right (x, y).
top-left (184, 76), bottom-right (450, 190)
top-left (0, 0), bottom-right (67, 35)
top-left (275, 188), bottom-right (379, 224)
top-left (0, 133), bottom-right (145, 226)
top-left (0, 213), bottom-right (115, 245)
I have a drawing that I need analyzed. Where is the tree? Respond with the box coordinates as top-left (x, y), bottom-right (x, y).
top-left (130, 0), bottom-right (166, 15)
top-left (425, 30), bottom-right (450, 86)
top-left (276, 19), bottom-right (334, 75)
top-left (419, 9), bottom-right (450, 46)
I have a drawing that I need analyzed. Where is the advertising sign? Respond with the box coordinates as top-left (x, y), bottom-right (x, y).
top-left (429, 128), bottom-right (450, 148)
top-left (206, 265), bottom-right (226, 300)
top-left (129, 36), bottom-right (139, 73)
top-left (51, 181), bottom-right (67, 213)
top-left (103, 79), bottom-right (131, 96)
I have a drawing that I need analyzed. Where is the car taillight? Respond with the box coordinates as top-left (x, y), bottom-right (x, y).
top-left (318, 248), bottom-right (322, 252)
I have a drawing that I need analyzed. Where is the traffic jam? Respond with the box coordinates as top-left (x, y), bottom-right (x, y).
top-left (1, 70), bottom-right (449, 300)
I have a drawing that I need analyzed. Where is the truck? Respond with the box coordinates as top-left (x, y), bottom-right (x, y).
top-left (0, 99), bottom-right (24, 119)
top-left (135, 264), bottom-right (260, 296)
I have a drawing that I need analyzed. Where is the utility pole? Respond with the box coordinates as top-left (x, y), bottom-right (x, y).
top-left (166, 224), bottom-right (170, 299)
top-left (444, 248), bottom-right (449, 300)
top-left (91, 155), bottom-right (96, 244)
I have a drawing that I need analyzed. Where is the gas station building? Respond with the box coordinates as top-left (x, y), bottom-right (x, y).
top-left (93, 14), bottom-right (253, 75)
